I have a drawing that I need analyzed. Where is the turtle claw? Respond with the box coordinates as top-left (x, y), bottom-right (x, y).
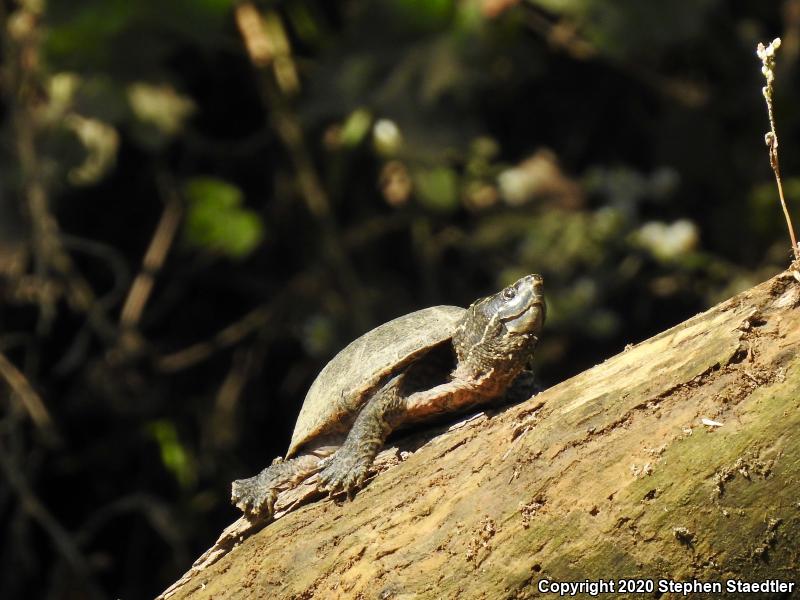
top-left (317, 447), bottom-right (370, 497)
top-left (232, 454), bottom-right (325, 518)
top-left (231, 475), bottom-right (277, 518)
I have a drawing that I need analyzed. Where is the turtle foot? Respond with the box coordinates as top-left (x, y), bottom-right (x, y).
top-left (231, 453), bottom-right (322, 518)
top-left (317, 445), bottom-right (371, 497)
top-left (231, 473), bottom-right (278, 518)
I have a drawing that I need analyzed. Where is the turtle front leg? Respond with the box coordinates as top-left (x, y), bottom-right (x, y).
top-left (503, 369), bottom-right (542, 404)
top-left (317, 375), bottom-right (406, 496)
top-left (232, 452), bottom-right (327, 518)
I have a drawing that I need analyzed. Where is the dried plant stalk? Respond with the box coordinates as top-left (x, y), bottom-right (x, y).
top-left (757, 38), bottom-right (800, 260)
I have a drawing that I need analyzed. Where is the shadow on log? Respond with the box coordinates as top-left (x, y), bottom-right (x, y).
top-left (161, 269), bottom-right (800, 599)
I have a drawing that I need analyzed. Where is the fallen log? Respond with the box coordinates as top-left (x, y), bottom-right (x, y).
top-left (160, 269), bottom-right (800, 599)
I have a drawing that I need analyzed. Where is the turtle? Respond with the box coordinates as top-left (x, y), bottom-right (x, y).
top-left (231, 274), bottom-right (545, 518)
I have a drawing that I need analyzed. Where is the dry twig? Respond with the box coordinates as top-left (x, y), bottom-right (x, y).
top-left (0, 437), bottom-right (103, 598)
top-left (119, 182), bottom-right (183, 330)
top-left (157, 304), bottom-right (272, 372)
top-left (234, 2), bottom-right (370, 328)
top-left (757, 37), bottom-right (800, 260)
top-left (0, 351), bottom-right (56, 439)
top-left (7, 0), bottom-right (118, 343)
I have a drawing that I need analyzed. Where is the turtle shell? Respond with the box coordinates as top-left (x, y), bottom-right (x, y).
top-left (286, 305), bottom-right (465, 457)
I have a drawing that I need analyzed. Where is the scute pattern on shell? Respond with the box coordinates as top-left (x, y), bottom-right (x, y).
top-left (286, 305), bottom-right (466, 456)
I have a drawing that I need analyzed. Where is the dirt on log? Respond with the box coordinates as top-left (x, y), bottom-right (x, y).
top-left (162, 270), bottom-right (800, 600)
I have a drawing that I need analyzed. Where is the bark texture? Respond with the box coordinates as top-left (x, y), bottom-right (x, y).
top-left (162, 270), bottom-right (800, 599)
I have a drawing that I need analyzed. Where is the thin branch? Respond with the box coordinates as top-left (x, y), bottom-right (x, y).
top-left (234, 2), bottom-right (371, 328)
top-left (0, 351), bottom-right (56, 439)
top-left (119, 178), bottom-right (183, 329)
top-left (7, 0), bottom-right (119, 343)
top-left (521, 5), bottom-right (708, 107)
top-left (211, 344), bottom-right (263, 448)
top-left (757, 38), bottom-right (800, 260)
top-left (76, 493), bottom-right (187, 564)
top-left (156, 304), bottom-right (272, 372)
top-left (0, 437), bottom-right (103, 599)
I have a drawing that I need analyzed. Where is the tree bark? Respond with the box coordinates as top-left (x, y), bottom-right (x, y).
top-left (161, 270), bottom-right (800, 599)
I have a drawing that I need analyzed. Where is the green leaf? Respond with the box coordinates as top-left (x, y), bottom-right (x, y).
top-left (413, 167), bottom-right (459, 213)
top-left (183, 177), bottom-right (264, 259)
top-left (340, 108), bottom-right (372, 148)
top-left (147, 420), bottom-right (195, 488)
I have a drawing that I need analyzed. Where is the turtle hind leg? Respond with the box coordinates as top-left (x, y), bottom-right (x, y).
top-left (318, 375), bottom-right (406, 496)
top-left (231, 452), bottom-right (326, 518)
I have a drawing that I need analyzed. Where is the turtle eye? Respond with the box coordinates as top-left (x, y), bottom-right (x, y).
top-left (502, 287), bottom-right (516, 300)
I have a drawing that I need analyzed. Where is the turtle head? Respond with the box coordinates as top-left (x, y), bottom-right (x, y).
top-left (454, 274), bottom-right (545, 375)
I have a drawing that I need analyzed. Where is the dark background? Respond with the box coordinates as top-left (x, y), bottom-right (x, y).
top-left (0, 1), bottom-right (798, 598)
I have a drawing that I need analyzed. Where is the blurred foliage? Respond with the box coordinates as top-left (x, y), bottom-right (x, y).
top-left (147, 419), bottom-right (196, 489)
top-left (0, 0), bottom-right (798, 598)
top-left (183, 177), bottom-right (264, 258)
top-left (530, 0), bottom-right (720, 58)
